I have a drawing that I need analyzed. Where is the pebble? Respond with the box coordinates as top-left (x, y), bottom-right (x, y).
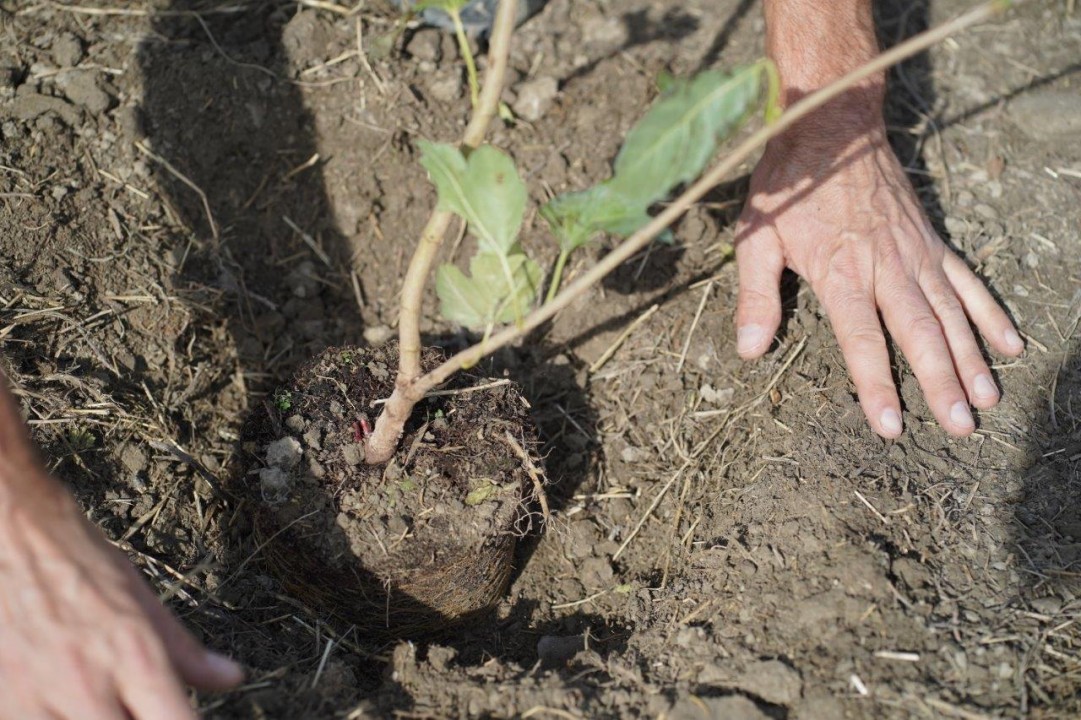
top-left (265, 436), bottom-right (303, 468)
top-left (511, 77), bottom-right (558, 122)
top-left (341, 443), bottom-right (365, 466)
top-left (259, 467), bottom-right (291, 503)
top-left (363, 324), bottom-right (394, 346)
top-left (973, 203), bottom-right (998, 221)
top-left (1007, 90), bottom-right (1081, 140)
top-left (536, 635), bottom-right (585, 666)
top-left (56, 70), bottom-right (112, 115)
top-left (426, 73), bottom-right (461, 103)
top-left (285, 415), bottom-right (307, 432)
top-left (303, 424), bottom-right (322, 450)
top-left (119, 443), bottom-right (149, 474)
top-left (944, 216), bottom-right (968, 236)
top-left (406, 31), bottom-right (441, 62)
top-left (51, 33), bottom-right (84, 68)
top-left (699, 384), bottom-right (734, 406)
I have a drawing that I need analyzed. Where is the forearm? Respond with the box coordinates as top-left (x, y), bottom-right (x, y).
top-left (763, 0), bottom-right (884, 138)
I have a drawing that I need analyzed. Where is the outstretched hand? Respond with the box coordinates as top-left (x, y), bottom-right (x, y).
top-left (0, 443), bottom-right (244, 720)
top-left (734, 120), bottom-right (1023, 439)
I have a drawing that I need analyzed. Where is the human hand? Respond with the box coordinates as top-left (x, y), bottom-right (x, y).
top-left (0, 459), bottom-right (244, 720)
top-left (733, 119), bottom-right (1023, 438)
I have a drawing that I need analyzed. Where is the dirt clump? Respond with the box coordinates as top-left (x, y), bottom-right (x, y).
top-left (240, 344), bottom-right (543, 636)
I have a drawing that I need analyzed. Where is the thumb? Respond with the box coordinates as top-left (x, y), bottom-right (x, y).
top-left (734, 222), bottom-right (785, 359)
top-left (138, 580), bottom-right (245, 692)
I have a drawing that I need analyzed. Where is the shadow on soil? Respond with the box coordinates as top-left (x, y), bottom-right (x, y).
top-left (135, 0), bottom-right (614, 708)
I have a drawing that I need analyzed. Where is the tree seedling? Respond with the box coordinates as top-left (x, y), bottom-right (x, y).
top-left (360, 0), bottom-right (1022, 465)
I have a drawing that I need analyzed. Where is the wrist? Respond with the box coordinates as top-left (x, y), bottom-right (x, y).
top-left (764, 0), bottom-right (884, 115)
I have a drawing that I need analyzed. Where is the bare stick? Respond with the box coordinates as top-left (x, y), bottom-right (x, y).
top-left (402, 0), bottom-right (1021, 399)
top-left (365, 0), bottom-right (518, 464)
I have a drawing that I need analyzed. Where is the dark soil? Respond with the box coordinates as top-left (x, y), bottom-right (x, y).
top-left (240, 343), bottom-right (540, 635)
top-left (1, 0), bottom-right (1079, 718)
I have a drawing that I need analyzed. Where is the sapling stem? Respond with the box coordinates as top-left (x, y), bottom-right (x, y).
top-left (366, 0), bottom-right (518, 464)
top-left (367, 0), bottom-right (1022, 465)
top-left (545, 248), bottom-right (571, 305)
top-left (448, 6), bottom-right (481, 107)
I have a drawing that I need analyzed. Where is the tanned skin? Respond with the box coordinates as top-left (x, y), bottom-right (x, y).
top-left (0, 374), bottom-right (244, 720)
top-left (0, 2), bottom-right (1023, 718)
top-left (737, 0), bottom-right (1023, 438)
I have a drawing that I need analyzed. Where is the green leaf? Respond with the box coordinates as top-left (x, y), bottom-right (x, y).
top-left (410, 0), bottom-right (470, 12)
top-left (541, 183), bottom-right (672, 253)
top-left (418, 141), bottom-right (527, 255)
top-left (435, 252), bottom-right (541, 329)
top-left (470, 252), bottom-right (542, 324)
top-left (607, 65), bottom-right (762, 207)
top-left (435, 263), bottom-right (491, 329)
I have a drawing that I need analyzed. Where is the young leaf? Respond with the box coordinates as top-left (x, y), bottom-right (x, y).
top-left (541, 183), bottom-right (671, 253)
top-left (435, 263), bottom-right (492, 329)
top-left (435, 252), bottom-right (541, 329)
top-left (606, 65), bottom-right (762, 207)
top-left (472, 252), bottom-right (542, 324)
top-left (418, 141), bottom-right (527, 255)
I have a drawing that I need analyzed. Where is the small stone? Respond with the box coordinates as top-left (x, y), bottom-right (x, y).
top-left (51, 33), bottom-right (84, 68)
top-left (511, 77), bottom-right (558, 122)
top-left (303, 425), bottom-right (323, 450)
top-left (285, 415), bottom-right (306, 432)
top-left (581, 15), bottom-right (628, 50)
top-left (944, 216), bottom-right (968, 236)
top-left (56, 70), bottom-right (111, 115)
top-left (406, 31), bottom-right (441, 62)
top-left (954, 190), bottom-right (974, 207)
top-left (259, 467), bottom-right (291, 503)
top-left (620, 446), bottom-right (641, 464)
top-left (427, 645), bottom-right (457, 672)
top-left (427, 73), bottom-right (461, 103)
top-left (341, 443), bottom-right (365, 466)
top-left (536, 635), bottom-right (585, 666)
top-left (1024, 252), bottom-right (1039, 268)
top-left (265, 436), bottom-right (303, 468)
top-left (330, 400), bottom-right (345, 417)
top-left (119, 443), bottom-right (148, 474)
top-left (700, 384), bottom-right (734, 406)
top-left (363, 324), bottom-right (394, 346)
top-left (973, 203), bottom-right (998, 221)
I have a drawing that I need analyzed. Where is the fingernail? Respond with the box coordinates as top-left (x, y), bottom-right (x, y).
top-left (1004, 328), bottom-right (1024, 353)
top-left (737, 324), bottom-right (768, 355)
top-left (973, 374), bottom-right (998, 400)
top-left (950, 401), bottom-right (974, 430)
top-left (880, 408), bottom-right (903, 436)
top-left (206, 651), bottom-right (244, 681)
